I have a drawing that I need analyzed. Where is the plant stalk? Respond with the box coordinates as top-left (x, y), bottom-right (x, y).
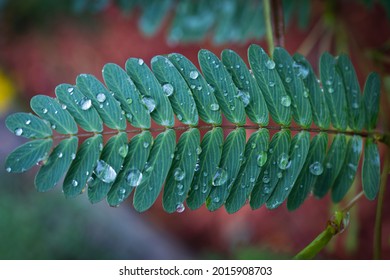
top-left (373, 152), bottom-right (389, 259)
top-left (271, 0), bottom-right (285, 48)
top-left (263, 0), bottom-right (274, 56)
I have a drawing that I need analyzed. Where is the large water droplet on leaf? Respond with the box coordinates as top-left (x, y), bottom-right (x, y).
top-left (118, 145), bottom-right (129, 158)
top-left (256, 151), bottom-right (267, 167)
top-left (80, 98), bottom-right (92, 110)
top-left (212, 168), bottom-right (228, 186)
top-left (174, 167), bottom-right (185, 181)
top-left (281, 96), bottom-right (291, 107)
top-left (277, 153), bottom-right (290, 170)
top-left (94, 160), bottom-right (117, 183)
top-left (14, 128), bottom-right (23, 136)
top-left (126, 168), bottom-right (143, 187)
top-left (96, 93), bottom-right (106, 103)
top-left (210, 103), bottom-right (219, 111)
top-left (189, 70), bottom-right (199, 80)
top-left (162, 83), bottom-right (174, 97)
top-left (176, 203), bottom-right (185, 213)
top-left (265, 60), bottom-right (275, 70)
top-left (236, 90), bottom-right (250, 107)
top-left (309, 161), bottom-right (323, 175)
top-left (141, 96), bottom-right (156, 113)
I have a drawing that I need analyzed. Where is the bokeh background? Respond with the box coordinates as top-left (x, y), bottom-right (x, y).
top-left (1, 0), bottom-right (390, 259)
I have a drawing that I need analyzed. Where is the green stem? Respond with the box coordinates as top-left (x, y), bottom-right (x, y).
top-left (263, 0), bottom-right (274, 56)
top-left (374, 152), bottom-right (390, 259)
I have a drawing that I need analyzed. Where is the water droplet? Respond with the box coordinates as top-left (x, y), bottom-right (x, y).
top-left (94, 160), bottom-right (117, 183)
top-left (126, 168), bottom-right (143, 187)
top-left (281, 96), bottom-right (291, 107)
top-left (309, 161), bottom-right (323, 175)
top-left (143, 141), bottom-right (150, 148)
top-left (265, 60), bottom-right (275, 70)
top-left (326, 162), bottom-right (332, 169)
top-left (213, 197), bottom-right (220, 203)
top-left (126, 98), bottom-right (133, 104)
top-left (96, 93), bottom-right (106, 103)
top-left (256, 151), bottom-right (267, 167)
top-left (212, 168), bottom-right (228, 186)
top-left (196, 146), bottom-right (202, 155)
top-left (51, 124), bottom-right (56, 130)
top-left (352, 102), bottom-right (359, 109)
top-left (348, 163), bottom-right (357, 171)
top-left (58, 152), bottom-right (63, 158)
top-left (42, 108), bottom-right (48, 114)
top-left (303, 89), bottom-right (309, 98)
top-left (328, 87), bottom-right (334, 93)
top-left (162, 83), bottom-right (174, 97)
top-left (71, 180), bottom-right (78, 187)
top-left (325, 80), bottom-right (333, 86)
top-left (138, 58), bottom-right (144, 65)
top-left (61, 104), bottom-right (67, 110)
top-left (25, 119), bottom-right (31, 125)
top-left (262, 174), bottom-right (270, 184)
top-left (177, 114), bottom-right (183, 121)
top-left (174, 167), bottom-right (185, 181)
top-left (268, 81), bottom-right (275, 87)
top-left (14, 128), bottom-right (23, 136)
top-left (80, 98), bottom-right (92, 110)
top-left (189, 70), bottom-right (199, 80)
top-left (141, 96), bottom-right (156, 113)
top-left (285, 77), bottom-right (292, 83)
top-left (119, 145), bottom-right (129, 158)
top-left (194, 163), bottom-right (200, 172)
top-left (176, 203), bottom-right (185, 213)
top-left (210, 103), bottom-right (219, 111)
top-left (277, 153), bottom-right (290, 170)
top-left (236, 90), bottom-right (250, 107)
top-left (251, 142), bottom-right (257, 149)
top-left (203, 171), bottom-right (208, 177)
top-left (67, 87), bottom-right (74, 94)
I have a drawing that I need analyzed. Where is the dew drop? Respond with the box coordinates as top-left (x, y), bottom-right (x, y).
top-left (309, 161), bottom-right (324, 176)
top-left (265, 60), bottom-right (276, 70)
top-left (126, 168), bottom-right (143, 187)
top-left (58, 152), bottom-right (63, 158)
top-left (126, 98), bottom-right (133, 104)
top-left (162, 83), bottom-right (174, 97)
top-left (268, 81), bottom-right (275, 87)
top-left (212, 168), bottom-right (228, 186)
top-left (25, 120), bottom-right (31, 125)
top-left (71, 153), bottom-right (76, 160)
top-left (277, 172), bottom-right (283, 178)
top-left (285, 77), bottom-right (292, 83)
top-left (277, 153), bottom-right (290, 170)
top-left (42, 108), bottom-right (48, 114)
top-left (210, 103), bottom-right (219, 111)
top-left (262, 175), bottom-right (270, 184)
top-left (174, 167), bottom-right (185, 181)
top-left (141, 96), bottom-right (156, 113)
top-left (14, 128), bottom-right (23, 136)
top-left (80, 98), bottom-right (92, 110)
top-left (96, 93), bottom-right (106, 103)
top-left (118, 145), bottom-right (129, 158)
top-left (67, 87), bottom-right (74, 94)
top-left (352, 102), bottom-right (359, 109)
top-left (61, 104), bottom-right (67, 110)
top-left (256, 151), bottom-right (267, 167)
top-left (326, 162), bottom-right (332, 169)
top-left (213, 197), bottom-right (220, 203)
top-left (281, 95), bottom-right (291, 107)
top-left (94, 160), bottom-right (117, 183)
top-left (196, 146), bottom-right (202, 155)
top-left (6, 167), bottom-right (11, 172)
top-left (194, 163), bottom-right (200, 172)
top-left (189, 70), bottom-right (199, 80)
top-left (138, 58), bottom-right (144, 65)
top-left (143, 141), bottom-right (150, 148)
top-left (71, 180), bottom-right (78, 187)
top-left (176, 203), bottom-right (185, 213)
top-left (303, 89), bottom-right (309, 98)
top-left (236, 90), bottom-right (250, 107)
top-left (251, 142), bottom-right (257, 149)
top-left (328, 87), bottom-right (334, 93)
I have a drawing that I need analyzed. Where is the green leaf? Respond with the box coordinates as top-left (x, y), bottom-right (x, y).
top-left (107, 131), bottom-right (153, 207)
top-left (319, 52), bottom-right (348, 130)
top-left (287, 132), bottom-right (328, 211)
top-left (250, 129), bottom-right (291, 209)
top-left (207, 128), bottom-right (246, 211)
top-left (225, 128), bottom-right (270, 214)
top-left (198, 49), bottom-right (246, 125)
top-left (87, 132), bottom-right (128, 203)
top-left (163, 128), bottom-right (200, 213)
top-left (168, 53), bottom-right (222, 125)
top-left (102, 63), bottom-right (151, 129)
top-left (336, 54), bottom-right (364, 131)
top-left (266, 131), bottom-right (310, 209)
top-left (35, 137), bottom-right (78, 192)
top-left (362, 138), bottom-right (381, 200)
top-left (30, 95), bottom-right (78, 134)
top-left (363, 72), bottom-right (381, 131)
top-left (76, 74), bottom-right (126, 130)
top-left (293, 54), bottom-right (330, 129)
top-left (221, 49), bottom-right (269, 125)
top-left (133, 129), bottom-right (176, 212)
top-left (313, 134), bottom-right (348, 198)
top-left (5, 139), bottom-right (53, 173)
top-left (187, 127), bottom-right (224, 210)
top-left (332, 136), bottom-right (363, 202)
top-left (151, 55), bottom-right (199, 125)
top-left (63, 134), bottom-right (103, 198)
top-left (55, 83), bottom-right (103, 133)
top-left (6, 112), bottom-right (52, 139)
top-left (138, 0), bottom-right (172, 35)
top-left (125, 58), bottom-right (175, 127)
top-left (248, 44), bottom-right (291, 126)
top-left (273, 47), bottom-right (312, 127)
